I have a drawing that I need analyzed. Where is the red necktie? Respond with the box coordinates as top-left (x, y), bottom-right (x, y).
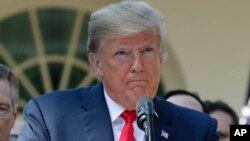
top-left (119, 110), bottom-right (136, 141)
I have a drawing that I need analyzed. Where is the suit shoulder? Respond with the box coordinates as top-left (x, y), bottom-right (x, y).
top-left (155, 97), bottom-right (216, 126)
top-left (155, 97), bottom-right (218, 141)
top-left (31, 83), bottom-right (103, 107)
top-left (36, 87), bottom-right (89, 101)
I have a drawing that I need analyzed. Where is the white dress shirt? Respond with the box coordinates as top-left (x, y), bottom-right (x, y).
top-left (104, 89), bottom-right (145, 141)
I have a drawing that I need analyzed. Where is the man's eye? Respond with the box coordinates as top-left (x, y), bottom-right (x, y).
top-left (141, 47), bottom-right (153, 53)
top-left (115, 51), bottom-right (129, 56)
top-left (140, 47), bottom-right (154, 56)
top-left (145, 47), bottom-right (153, 52)
top-left (0, 107), bottom-right (8, 117)
top-left (217, 131), bottom-right (228, 139)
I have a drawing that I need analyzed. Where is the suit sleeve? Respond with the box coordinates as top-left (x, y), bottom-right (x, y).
top-left (17, 99), bottom-right (50, 141)
top-left (206, 118), bottom-right (219, 141)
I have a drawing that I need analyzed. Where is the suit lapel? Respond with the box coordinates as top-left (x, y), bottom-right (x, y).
top-left (79, 82), bottom-right (114, 141)
top-left (78, 84), bottom-right (175, 141)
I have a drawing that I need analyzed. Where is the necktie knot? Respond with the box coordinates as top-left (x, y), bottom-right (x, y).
top-left (119, 110), bottom-right (136, 141)
top-left (121, 110), bottom-right (136, 123)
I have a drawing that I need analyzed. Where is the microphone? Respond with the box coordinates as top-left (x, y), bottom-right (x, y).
top-left (136, 96), bottom-right (159, 141)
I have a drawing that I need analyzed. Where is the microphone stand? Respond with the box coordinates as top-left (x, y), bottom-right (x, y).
top-left (144, 101), bottom-right (155, 141)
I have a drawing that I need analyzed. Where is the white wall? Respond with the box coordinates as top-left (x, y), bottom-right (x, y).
top-left (152, 0), bottom-right (250, 116)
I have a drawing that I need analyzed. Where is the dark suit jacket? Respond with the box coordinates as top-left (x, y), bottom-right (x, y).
top-left (17, 82), bottom-right (218, 141)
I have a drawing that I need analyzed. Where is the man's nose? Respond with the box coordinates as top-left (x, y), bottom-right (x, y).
top-left (130, 52), bottom-right (144, 73)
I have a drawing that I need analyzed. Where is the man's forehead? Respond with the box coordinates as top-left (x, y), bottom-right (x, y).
top-left (0, 79), bottom-right (11, 100)
top-left (105, 32), bottom-right (158, 46)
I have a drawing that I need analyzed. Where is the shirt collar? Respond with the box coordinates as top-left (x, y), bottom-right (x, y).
top-left (104, 88), bottom-right (125, 122)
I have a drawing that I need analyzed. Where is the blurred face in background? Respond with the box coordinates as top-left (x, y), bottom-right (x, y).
top-left (166, 95), bottom-right (204, 112)
top-left (0, 79), bottom-right (16, 141)
top-left (89, 31), bottom-right (163, 110)
top-left (210, 110), bottom-right (232, 141)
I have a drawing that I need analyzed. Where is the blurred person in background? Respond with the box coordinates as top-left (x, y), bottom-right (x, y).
top-left (164, 89), bottom-right (208, 113)
top-left (204, 100), bottom-right (239, 141)
top-left (0, 64), bottom-right (19, 141)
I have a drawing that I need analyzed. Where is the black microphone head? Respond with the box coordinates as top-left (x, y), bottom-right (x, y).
top-left (136, 96), bottom-right (158, 130)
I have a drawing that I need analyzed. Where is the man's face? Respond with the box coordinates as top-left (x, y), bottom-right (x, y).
top-left (0, 79), bottom-right (16, 141)
top-left (89, 31), bottom-right (162, 110)
top-left (210, 110), bottom-right (232, 141)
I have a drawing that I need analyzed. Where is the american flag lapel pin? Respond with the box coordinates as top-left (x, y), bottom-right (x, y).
top-left (161, 130), bottom-right (169, 139)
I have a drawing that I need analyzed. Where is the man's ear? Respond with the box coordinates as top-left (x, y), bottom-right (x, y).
top-left (88, 53), bottom-right (103, 78)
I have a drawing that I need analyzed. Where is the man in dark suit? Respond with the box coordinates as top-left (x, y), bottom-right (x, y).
top-left (17, 1), bottom-right (219, 141)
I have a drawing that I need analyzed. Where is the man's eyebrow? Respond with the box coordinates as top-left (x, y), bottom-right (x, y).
top-left (141, 40), bottom-right (155, 46)
top-left (0, 102), bottom-right (11, 107)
